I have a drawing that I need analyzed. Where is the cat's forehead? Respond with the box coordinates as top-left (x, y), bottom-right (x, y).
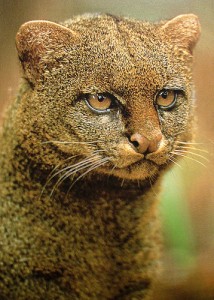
top-left (64, 15), bottom-right (175, 93)
top-left (16, 14), bottom-right (196, 97)
top-left (66, 14), bottom-right (164, 59)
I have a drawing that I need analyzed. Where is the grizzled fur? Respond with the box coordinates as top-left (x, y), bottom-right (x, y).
top-left (0, 13), bottom-right (200, 299)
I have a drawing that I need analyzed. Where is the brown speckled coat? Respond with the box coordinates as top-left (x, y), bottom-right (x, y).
top-left (0, 13), bottom-right (200, 299)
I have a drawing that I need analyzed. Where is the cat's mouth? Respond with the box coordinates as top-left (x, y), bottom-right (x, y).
top-left (97, 139), bottom-right (171, 180)
top-left (99, 156), bottom-right (163, 181)
top-left (98, 140), bottom-right (173, 180)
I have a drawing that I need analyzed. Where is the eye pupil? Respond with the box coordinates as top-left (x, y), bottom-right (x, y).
top-left (161, 90), bottom-right (168, 99)
top-left (98, 95), bottom-right (105, 102)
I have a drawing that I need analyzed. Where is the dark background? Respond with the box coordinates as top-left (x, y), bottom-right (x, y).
top-left (1, 0), bottom-right (214, 280)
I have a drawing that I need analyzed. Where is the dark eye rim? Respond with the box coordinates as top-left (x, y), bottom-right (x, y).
top-left (155, 89), bottom-right (180, 111)
top-left (84, 92), bottom-right (118, 114)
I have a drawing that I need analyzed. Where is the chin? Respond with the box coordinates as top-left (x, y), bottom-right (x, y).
top-left (100, 159), bottom-right (161, 181)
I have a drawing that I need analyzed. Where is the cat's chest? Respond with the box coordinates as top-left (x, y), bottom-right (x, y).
top-left (19, 191), bottom-right (158, 298)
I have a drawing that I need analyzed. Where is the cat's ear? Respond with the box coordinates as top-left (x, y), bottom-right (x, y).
top-left (161, 14), bottom-right (200, 53)
top-left (16, 21), bottom-right (78, 85)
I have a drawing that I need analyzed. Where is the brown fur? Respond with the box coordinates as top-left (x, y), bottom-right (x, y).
top-left (0, 13), bottom-right (200, 299)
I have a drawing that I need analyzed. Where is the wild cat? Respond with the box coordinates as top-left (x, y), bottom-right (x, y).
top-left (0, 13), bottom-right (200, 299)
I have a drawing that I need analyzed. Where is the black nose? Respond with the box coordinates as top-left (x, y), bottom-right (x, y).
top-left (129, 132), bottom-right (162, 154)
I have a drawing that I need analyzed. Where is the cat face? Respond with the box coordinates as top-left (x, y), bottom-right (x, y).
top-left (15, 14), bottom-right (200, 181)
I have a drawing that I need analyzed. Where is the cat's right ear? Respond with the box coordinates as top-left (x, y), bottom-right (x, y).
top-left (161, 14), bottom-right (201, 53)
top-left (16, 21), bottom-right (78, 85)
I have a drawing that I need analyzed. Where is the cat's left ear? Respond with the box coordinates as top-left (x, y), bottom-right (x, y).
top-left (161, 14), bottom-right (201, 53)
top-left (16, 21), bottom-right (78, 84)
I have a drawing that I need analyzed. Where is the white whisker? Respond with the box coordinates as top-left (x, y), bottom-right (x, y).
top-left (67, 157), bottom-right (109, 193)
top-left (168, 156), bottom-right (182, 169)
top-left (110, 165), bottom-right (117, 173)
top-left (40, 154), bottom-right (80, 198)
top-left (176, 145), bottom-right (208, 154)
top-left (121, 178), bottom-right (125, 187)
top-left (49, 154), bottom-right (99, 197)
top-left (148, 176), bottom-right (158, 196)
top-left (171, 151), bottom-right (207, 167)
top-left (173, 149), bottom-right (209, 162)
top-left (47, 155), bottom-right (79, 178)
top-left (176, 141), bottom-right (204, 145)
top-left (42, 140), bottom-right (99, 145)
top-left (49, 154), bottom-right (97, 185)
top-left (73, 157), bottom-right (109, 183)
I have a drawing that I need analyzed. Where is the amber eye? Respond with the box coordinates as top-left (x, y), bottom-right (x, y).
top-left (85, 93), bottom-right (114, 113)
top-left (155, 89), bottom-right (178, 110)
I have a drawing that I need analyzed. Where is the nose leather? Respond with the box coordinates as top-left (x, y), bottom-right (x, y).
top-left (130, 132), bottom-right (162, 154)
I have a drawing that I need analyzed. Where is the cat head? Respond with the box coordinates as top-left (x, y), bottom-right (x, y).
top-left (15, 14), bottom-right (200, 181)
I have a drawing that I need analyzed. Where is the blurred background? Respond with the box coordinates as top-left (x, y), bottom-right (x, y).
top-left (1, 0), bottom-right (214, 296)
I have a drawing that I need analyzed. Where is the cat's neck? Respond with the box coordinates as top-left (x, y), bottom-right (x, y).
top-left (1, 129), bottom-right (162, 297)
